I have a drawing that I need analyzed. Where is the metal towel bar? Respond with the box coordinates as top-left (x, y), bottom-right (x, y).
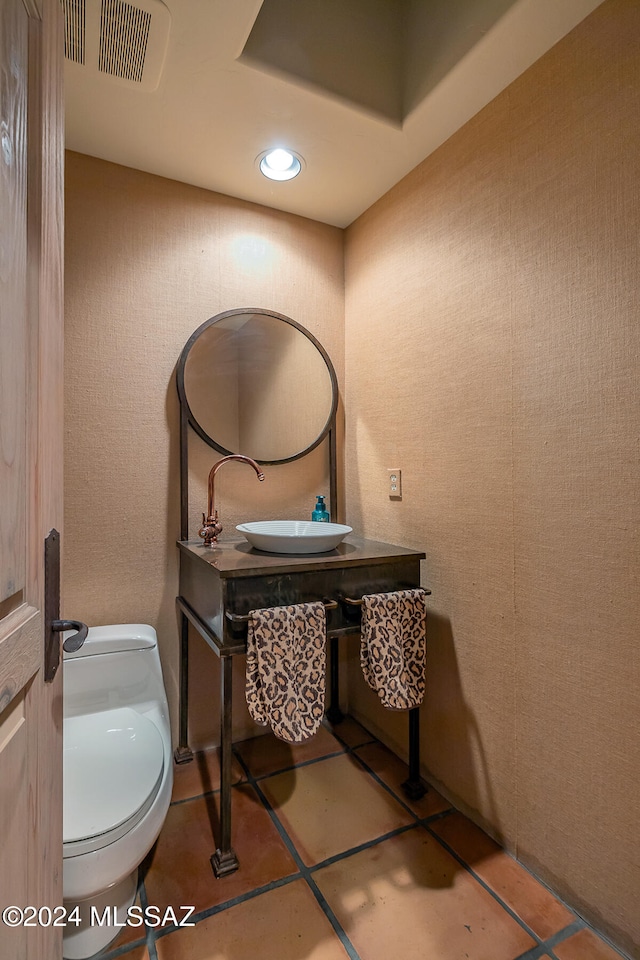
top-left (342, 588), bottom-right (432, 606)
top-left (226, 598), bottom-right (338, 624)
top-left (226, 589), bottom-right (432, 623)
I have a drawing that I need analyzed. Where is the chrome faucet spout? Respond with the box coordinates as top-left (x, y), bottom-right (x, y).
top-left (199, 455), bottom-right (265, 546)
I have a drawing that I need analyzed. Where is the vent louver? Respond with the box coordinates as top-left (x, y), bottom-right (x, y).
top-left (61, 0), bottom-right (170, 92)
top-left (63, 0), bottom-right (86, 65)
top-left (98, 0), bottom-right (150, 83)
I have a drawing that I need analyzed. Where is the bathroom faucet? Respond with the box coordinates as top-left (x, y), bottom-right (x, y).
top-left (198, 455), bottom-right (265, 546)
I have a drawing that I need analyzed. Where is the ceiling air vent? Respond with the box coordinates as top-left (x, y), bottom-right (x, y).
top-left (62, 0), bottom-right (170, 92)
top-left (99, 0), bottom-right (150, 83)
top-left (62, 0), bottom-right (86, 65)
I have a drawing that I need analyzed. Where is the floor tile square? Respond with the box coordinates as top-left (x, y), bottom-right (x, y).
top-left (143, 785), bottom-right (297, 915)
top-left (314, 828), bottom-right (536, 960)
top-left (234, 726), bottom-right (344, 779)
top-left (260, 753), bottom-right (414, 866)
top-left (325, 716), bottom-right (377, 748)
top-left (172, 748), bottom-right (245, 803)
top-left (431, 811), bottom-right (575, 939)
top-left (554, 928), bottom-right (625, 960)
top-left (155, 879), bottom-right (349, 960)
top-left (353, 741), bottom-right (451, 819)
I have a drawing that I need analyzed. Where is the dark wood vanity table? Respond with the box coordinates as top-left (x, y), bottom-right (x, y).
top-left (175, 535), bottom-right (428, 878)
top-left (178, 535), bottom-right (425, 648)
top-left (175, 308), bottom-right (429, 879)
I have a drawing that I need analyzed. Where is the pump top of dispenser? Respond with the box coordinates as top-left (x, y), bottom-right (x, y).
top-left (312, 495), bottom-right (330, 522)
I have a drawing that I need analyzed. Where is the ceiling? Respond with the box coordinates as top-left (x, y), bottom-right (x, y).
top-left (63, 0), bottom-right (602, 228)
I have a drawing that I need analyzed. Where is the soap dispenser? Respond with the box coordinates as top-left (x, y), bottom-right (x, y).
top-left (312, 495), bottom-right (330, 522)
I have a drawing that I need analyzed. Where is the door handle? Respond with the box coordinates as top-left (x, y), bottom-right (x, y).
top-left (52, 619), bottom-right (89, 653)
top-left (44, 529), bottom-right (89, 681)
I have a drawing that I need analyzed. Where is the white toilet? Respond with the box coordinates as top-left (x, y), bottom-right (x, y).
top-left (62, 624), bottom-right (173, 959)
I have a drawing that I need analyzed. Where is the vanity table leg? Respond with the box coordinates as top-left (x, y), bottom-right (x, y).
top-left (401, 707), bottom-right (426, 800)
top-left (325, 636), bottom-right (344, 724)
top-left (174, 609), bottom-right (194, 764)
top-left (211, 654), bottom-right (239, 878)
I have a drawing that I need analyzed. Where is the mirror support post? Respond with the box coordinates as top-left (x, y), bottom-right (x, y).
top-left (180, 403), bottom-right (189, 541)
top-left (329, 425), bottom-right (338, 522)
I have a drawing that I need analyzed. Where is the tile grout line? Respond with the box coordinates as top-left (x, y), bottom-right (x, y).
top-left (345, 738), bottom-right (456, 823)
top-left (422, 821), bottom-right (630, 960)
top-left (237, 734), bottom-right (557, 959)
top-left (162, 729), bottom-right (454, 943)
top-left (98, 935), bottom-right (149, 960)
top-left (539, 913), bottom-right (632, 960)
top-left (541, 918), bottom-right (587, 959)
top-left (99, 872), bottom-right (307, 956)
top-left (422, 820), bottom-right (552, 953)
top-left (307, 821), bottom-right (422, 875)
top-left (511, 918), bottom-right (588, 960)
top-left (149, 732), bottom-right (410, 952)
top-left (315, 735), bottom-right (632, 960)
top-left (320, 720), bottom-right (377, 752)
top-left (150, 873), bottom-right (303, 946)
top-left (250, 747), bottom-right (349, 783)
top-left (169, 718), bottom-right (394, 808)
top-left (138, 877), bottom-right (159, 960)
top-left (233, 745), bottom-right (364, 960)
top-left (90, 849), bottom-right (591, 960)
top-left (338, 728), bottom-right (632, 960)
top-left (168, 745), bottom-right (350, 807)
top-left (286, 733), bottom-right (573, 952)
top-left (144, 726), bottom-right (630, 960)
top-left (91, 877), bottom-right (156, 960)
top-left (236, 726), bottom-right (448, 865)
top-left (328, 730), bottom-right (616, 960)
top-left (512, 944), bottom-right (556, 960)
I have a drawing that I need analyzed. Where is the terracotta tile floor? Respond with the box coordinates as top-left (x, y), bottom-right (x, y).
top-left (95, 718), bottom-right (628, 960)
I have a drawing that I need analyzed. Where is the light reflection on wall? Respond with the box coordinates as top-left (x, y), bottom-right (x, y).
top-left (231, 234), bottom-right (277, 272)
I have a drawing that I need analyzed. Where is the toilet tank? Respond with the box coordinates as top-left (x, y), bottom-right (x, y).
top-left (63, 624), bottom-right (168, 721)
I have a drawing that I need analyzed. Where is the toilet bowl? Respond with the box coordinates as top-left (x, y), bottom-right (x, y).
top-left (62, 624), bottom-right (173, 960)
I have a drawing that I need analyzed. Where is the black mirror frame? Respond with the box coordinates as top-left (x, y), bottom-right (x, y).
top-left (177, 307), bottom-right (338, 464)
top-left (177, 308), bottom-right (339, 539)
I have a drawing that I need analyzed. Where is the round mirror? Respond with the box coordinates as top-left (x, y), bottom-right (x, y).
top-left (177, 309), bottom-right (338, 464)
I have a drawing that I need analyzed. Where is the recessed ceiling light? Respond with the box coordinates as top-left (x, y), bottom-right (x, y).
top-left (258, 148), bottom-right (303, 181)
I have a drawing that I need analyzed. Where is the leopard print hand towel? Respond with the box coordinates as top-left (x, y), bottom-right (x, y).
top-left (246, 601), bottom-right (327, 743)
top-left (360, 589), bottom-right (427, 710)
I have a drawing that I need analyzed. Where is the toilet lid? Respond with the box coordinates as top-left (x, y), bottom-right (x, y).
top-left (63, 707), bottom-right (164, 845)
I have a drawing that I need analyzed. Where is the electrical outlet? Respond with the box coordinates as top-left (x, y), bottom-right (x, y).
top-left (388, 468), bottom-right (402, 499)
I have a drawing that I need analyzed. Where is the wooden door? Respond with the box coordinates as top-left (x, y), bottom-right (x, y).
top-left (0, 0), bottom-right (64, 957)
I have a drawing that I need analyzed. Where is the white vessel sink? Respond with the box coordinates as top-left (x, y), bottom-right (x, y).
top-left (236, 520), bottom-right (352, 554)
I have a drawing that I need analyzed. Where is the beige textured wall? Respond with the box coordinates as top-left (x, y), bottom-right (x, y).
top-left (344, 0), bottom-right (639, 955)
top-left (63, 153), bottom-right (344, 749)
top-left (63, 0), bottom-right (639, 951)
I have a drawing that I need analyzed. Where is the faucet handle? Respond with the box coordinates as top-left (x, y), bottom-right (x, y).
top-left (199, 511), bottom-right (223, 546)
